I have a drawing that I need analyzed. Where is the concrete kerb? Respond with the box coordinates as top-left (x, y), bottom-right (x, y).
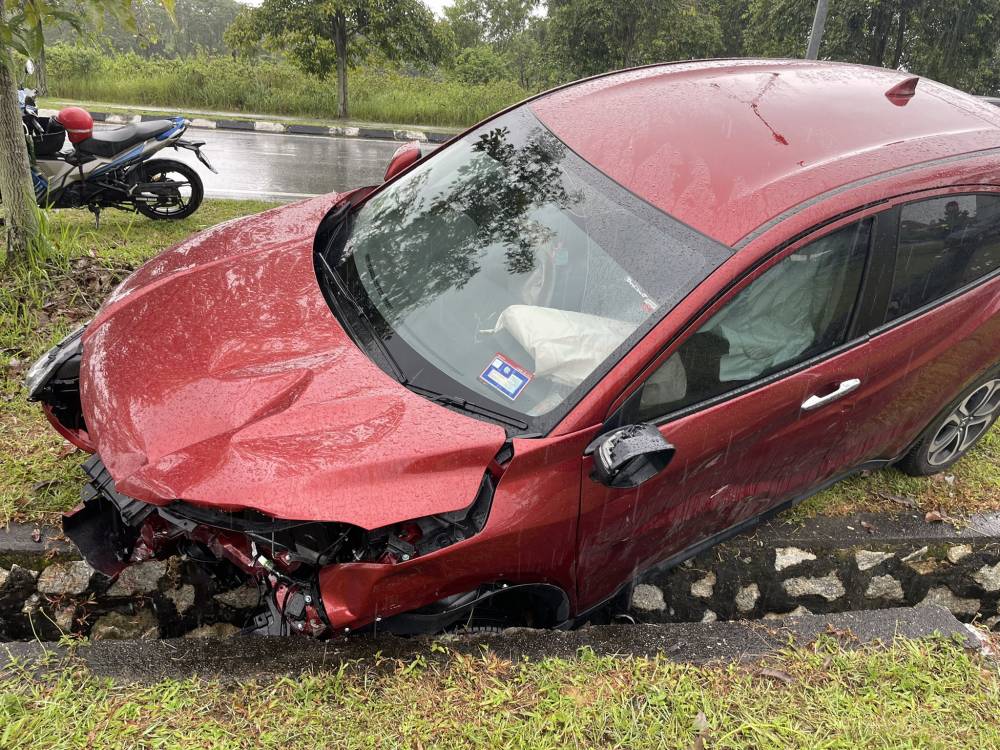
top-left (38, 108), bottom-right (457, 144)
top-left (0, 605), bottom-right (981, 683)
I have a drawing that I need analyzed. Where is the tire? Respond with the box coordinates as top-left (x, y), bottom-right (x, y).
top-left (897, 370), bottom-right (1000, 477)
top-left (132, 158), bottom-right (203, 220)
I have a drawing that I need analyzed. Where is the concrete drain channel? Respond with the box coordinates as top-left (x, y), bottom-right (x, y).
top-left (2, 511), bottom-right (999, 670)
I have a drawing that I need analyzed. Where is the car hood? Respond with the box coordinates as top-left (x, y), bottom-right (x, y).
top-left (80, 195), bottom-right (507, 529)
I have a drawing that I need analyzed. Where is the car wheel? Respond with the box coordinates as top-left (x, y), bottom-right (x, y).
top-left (898, 371), bottom-right (1000, 477)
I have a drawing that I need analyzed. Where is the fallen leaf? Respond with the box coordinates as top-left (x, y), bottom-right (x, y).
top-left (860, 520), bottom-right (876, 533)
top-left (925, 510), bottom-right (946, 523)
top-left (758, 668), bottom-right (795, 685)
top-left (877, 492), bottom-right (919, 509)
top-left (57, 443), bottom-right (79, 459)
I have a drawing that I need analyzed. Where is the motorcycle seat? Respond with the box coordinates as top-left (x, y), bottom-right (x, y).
top-left (76, 120), bottom-right (176, 159)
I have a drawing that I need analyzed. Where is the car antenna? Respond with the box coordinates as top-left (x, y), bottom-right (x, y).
top-left (885, 77), bottom-right (919, 106)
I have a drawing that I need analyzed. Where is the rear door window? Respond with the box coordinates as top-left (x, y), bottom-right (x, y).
top-left (637, 219), bottom-right (871, 421)
top-left (886, 194), bottom-right (1000, 322)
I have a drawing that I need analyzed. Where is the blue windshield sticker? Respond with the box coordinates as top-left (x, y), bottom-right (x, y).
top-left (479, 354), bottom-right (531, 401)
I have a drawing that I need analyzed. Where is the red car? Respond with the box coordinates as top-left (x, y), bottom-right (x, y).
top-left (27, 60), bottom-right (1000, 636)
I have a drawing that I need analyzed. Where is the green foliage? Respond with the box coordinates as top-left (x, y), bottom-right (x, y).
top-left (46, 44), bottom-right (527, 126)
top-left (443, 0), bottom-right (538, 51)
top-left (743, 0), bottom-right (1000, 93)
top-left (48, 0), bottom-right (242, 57)
top-left (265, 0), bottom-right (435, 74)
top-left (547, 0), bottom-right (724, 78)
top-left (453, 43), bottom-right (508, 84)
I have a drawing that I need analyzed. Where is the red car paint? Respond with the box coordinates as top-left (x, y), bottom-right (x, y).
top-left (80, 195), bottom-right (507, 528)
top-left (55, 60), bottom-right (1000, 633)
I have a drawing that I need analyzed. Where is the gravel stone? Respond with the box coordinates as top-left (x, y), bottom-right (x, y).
top-left (901, 546), bottom-right (929, 563)
top-left (763, 605), bottom-right (811, 621)
top-left (690, 572), bottom-right (716, 599)
top-left (947, 544), bottom-right (974, 564)
top-left (735, 583), bottom-right (760, 612)
top-left (107, 561), bottom-right (167, 597)
top-left (865, 575), bottom-right (905, 601)
top-left (214, 584), bottom-right (261, 610)
top-left (855, 550), bottom-right (893, 571)
top-left (783, 573), bottom-right (845, 601)
top-left (774, 547), bottom-right (816, 571)
top-left (973, 562), bottom-right (1000, 592)
top-left (91, 609), bottom-right (160, 640)
top-left (630, 584), bottom-right (666, 612)
top-left (54, 606), bottom-right (76, 633)
top-left (700, 609), bottom-right (717, 623)
top-left (166, 585), bottom-right (196, 615)
top-left (185, 623), bottom-right (241, 639)
top-left (36, 561), bottom-right (94, 596)
top-left (919, 587), bottom-right (980, 617)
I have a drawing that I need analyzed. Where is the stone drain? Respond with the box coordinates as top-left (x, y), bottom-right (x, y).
top-left (630, 512), bottom-right (1000, 630)
top-left (2, 511), bottom-right (1000, 641)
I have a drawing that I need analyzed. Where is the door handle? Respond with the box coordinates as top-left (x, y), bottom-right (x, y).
top-left (801, 378), bottom-right (861, 411)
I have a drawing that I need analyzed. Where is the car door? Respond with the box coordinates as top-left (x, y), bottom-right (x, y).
top-left (827, 191), bottom-right (1000, 468)
top-left (576, 216), bottom-right (878, 609)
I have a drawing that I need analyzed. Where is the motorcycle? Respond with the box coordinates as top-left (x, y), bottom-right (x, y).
top-left (18, 59), bottom-right (216, 224)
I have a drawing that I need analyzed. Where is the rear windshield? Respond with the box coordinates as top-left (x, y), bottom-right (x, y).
top-left (332, 107), bottom-right (731, 433)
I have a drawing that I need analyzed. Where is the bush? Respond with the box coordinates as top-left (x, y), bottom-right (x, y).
top-left (44, 45), bottom-right (529, 127)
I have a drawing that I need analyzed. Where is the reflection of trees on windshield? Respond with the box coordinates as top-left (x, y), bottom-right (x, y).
top-left (343, 118), bottom-right (582, 324)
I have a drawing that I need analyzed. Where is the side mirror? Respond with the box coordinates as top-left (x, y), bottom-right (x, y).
top-left (24, 59), bottom-right (34, 76)
top-left (586, 424), bottom-right (675, 489)
top-left (384, 141), bottom-right (422, 182)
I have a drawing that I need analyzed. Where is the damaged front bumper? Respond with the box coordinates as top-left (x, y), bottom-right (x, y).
top-left (64, 455), bottom-right (504, 637)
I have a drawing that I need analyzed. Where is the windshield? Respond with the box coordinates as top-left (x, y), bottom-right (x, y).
top-left (329, 107), bottom-right (729, 431)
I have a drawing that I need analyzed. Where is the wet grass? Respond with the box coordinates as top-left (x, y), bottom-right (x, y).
top-left (794, 426), bottom-right (999, 519)
top-left (1, 638), bottom-right (997, 749)
top-left (0, 200), bottom-right (276, 525)
top-left (0, 198), bottom-right (997, 525)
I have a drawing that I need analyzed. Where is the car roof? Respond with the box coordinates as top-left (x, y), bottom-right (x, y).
top-left (530, 59), bottom-right (1000, 247)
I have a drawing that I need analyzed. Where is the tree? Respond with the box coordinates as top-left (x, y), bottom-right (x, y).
top-left (50, 0), bottom-right (241, 57)
top-left (547, 0), bottom-right (724, 78)
top-left (0, 0), bottom-right (167, 267)
top-left (443, 0), bottom-right (537, 51)
top-left (231, 0), bottom-right (435, 119)
top-left (743, 0), bottom-right (1000, 92)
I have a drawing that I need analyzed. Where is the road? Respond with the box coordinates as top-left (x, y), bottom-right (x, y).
top-left (100, 124), bottom-right (432, 202)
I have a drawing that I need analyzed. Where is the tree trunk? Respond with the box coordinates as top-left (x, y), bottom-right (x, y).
top-left (0, 49), bottom-right (39, 268)
top-left (891, 6), bottom-right (908, 70)
top-left (35, 33), bottom-right (47, 96)
top-left (867, 6), bottom-right (890, 67)
top-left (334, 12), bottom-right (348, 119)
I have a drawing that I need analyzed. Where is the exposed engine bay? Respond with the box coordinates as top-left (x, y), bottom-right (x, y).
top-left (64, 455), bottom-right (503, 637)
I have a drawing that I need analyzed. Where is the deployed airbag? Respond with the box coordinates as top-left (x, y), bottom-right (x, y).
top-left (490, 305), bottom-right (635, 387)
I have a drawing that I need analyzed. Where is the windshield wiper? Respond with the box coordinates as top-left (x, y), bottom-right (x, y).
top-left (404, 383), bottom-right (528, 430)
top-left (314, 229), bottom-right (408, 384)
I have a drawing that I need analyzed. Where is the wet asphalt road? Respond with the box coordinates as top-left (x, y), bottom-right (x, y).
top-left (99, 124), bottom-right (425, 202)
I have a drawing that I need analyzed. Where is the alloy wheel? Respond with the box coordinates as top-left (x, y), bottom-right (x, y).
top-left (926, 378), bottom-right (1000, 466)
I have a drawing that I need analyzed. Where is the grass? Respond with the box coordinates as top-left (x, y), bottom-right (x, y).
top-left (37, 98), bottom-right (465, 136)
top-left (46, 46), bottom-right (528, 129)
top-left (1, 638), bottom-right (998, 748)
top-left (0, 199), bottom-right (997, 525)
top-left (0, 200), bottom-right (276, 524)
top-left (796, 427), bottom-right (999, 519)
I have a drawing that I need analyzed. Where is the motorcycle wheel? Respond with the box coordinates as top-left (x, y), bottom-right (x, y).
top-left (132, 159), bottom-right (203, 220)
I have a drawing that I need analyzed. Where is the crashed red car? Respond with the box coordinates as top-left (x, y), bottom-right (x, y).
top-left (27, 60), bottom-right (1000, 636)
